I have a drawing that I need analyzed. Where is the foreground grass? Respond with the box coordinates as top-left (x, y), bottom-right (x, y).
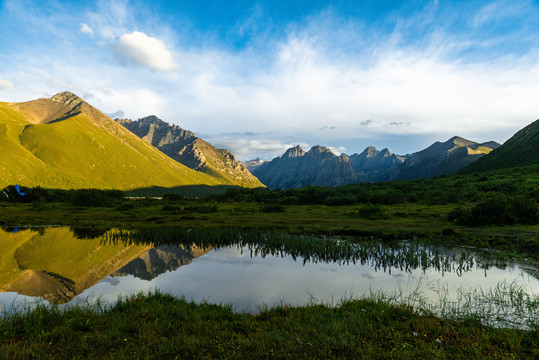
top-left (1, 292), bottom-right (537, 359)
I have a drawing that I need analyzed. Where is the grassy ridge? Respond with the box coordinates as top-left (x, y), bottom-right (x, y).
top-left (1, 292), bottom-right (537, 359)
top-left (460, 119), bottom-right (539, 173)
top-left (0, 99), bottom-right (227, 191)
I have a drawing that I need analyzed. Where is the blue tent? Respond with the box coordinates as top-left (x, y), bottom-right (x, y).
top-left (14, 185), bottom-right (26, 196)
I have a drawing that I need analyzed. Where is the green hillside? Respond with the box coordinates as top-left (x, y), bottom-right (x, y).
top-left (0, 92), bottom-right (224, 191)
top-left (460, 119), bottom-right (539, 174)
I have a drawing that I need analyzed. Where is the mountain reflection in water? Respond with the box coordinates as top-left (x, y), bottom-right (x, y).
top-left (0, 227), bottom-right (208, 304)
top-left (0, 227), bottom-right (537, 312)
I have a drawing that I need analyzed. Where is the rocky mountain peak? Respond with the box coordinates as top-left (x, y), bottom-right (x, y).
top-left (307, 145), bottom-right (334, 156)
top-left (447, 136), bottom-right (475, 148)
top-left (360, 146), bottom-right (380, 158)
top-left (282, 145), bottom-right (306, 158)
top-left (51, 91), bottom-right (83, 105)
top-left (50, 91), bottom-right (86, 114)
top-left (139, 115), bottom-right (162, 123)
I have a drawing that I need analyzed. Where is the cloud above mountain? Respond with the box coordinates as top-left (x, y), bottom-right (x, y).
top-left (114, 31), bottom-right (178, 71)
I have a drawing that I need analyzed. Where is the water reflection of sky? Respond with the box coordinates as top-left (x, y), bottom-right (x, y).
top-left (1, 245), bottom-right (537, 316)
top-left (71, 246), bottom-right (537, 313)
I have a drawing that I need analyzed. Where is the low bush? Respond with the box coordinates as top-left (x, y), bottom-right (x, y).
top-left (69, 189), bottom-right (124, 207)
top-left (448, 196), bottom-right (538, 226)
top-left (259, 204), bottom-right (286, 212)
top-left (348, 204), bottom-right (389, 220)
top-left (184, 204), bottom-right (218, 213)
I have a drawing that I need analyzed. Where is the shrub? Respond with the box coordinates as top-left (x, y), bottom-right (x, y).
top-left (259, 204), bottom-right (286, 213)
top-left (162, 193), bottom-right (185, 202)
top-left (69, 189), bottom-right (124, 207)
top-left (448, 196), bottom-right (538, 226)
top-left (349, 204), bottom-right (388, 220)
top-left (184, 204), bottom-right (218, 213)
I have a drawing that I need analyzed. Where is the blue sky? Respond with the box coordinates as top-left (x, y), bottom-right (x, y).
top-left (1, 0), bottom-right (539, 160)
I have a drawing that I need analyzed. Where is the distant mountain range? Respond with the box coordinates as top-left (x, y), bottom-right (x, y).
top-left (116, 116), bottom-right (262, 188)
top-left (0, 92), bottom-right (260, 193)
top-left (249, 136), bottom-right (501, 189)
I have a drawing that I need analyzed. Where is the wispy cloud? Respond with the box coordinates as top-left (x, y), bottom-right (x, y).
top-left (0, 79), bottom-right (13, 91)
top-left (212, 138), bottom-right (310, 161)
top-left (80, 23), bottom-right (94, 36)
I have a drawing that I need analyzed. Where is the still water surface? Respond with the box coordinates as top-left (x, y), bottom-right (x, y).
top-left (0, 227), bottom-right (537, 326)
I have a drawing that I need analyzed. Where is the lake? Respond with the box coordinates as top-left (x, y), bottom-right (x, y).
top-left (0, 227), bottom-right (537, 328)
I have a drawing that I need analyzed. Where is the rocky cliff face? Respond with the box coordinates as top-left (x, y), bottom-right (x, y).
top-left (117, 116), bottom-right (263, 188)
top-left (349, 147), bottom-right (407, 182)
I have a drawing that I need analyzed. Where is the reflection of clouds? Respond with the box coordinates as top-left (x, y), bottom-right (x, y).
top-left (101, 276), bottom-right (121, 286)
top-left (360, 272), bottom-right (375, 280)
top-left (4, 245), bottom-right (538, 316)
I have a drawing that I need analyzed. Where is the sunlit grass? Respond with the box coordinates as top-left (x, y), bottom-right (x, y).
top-left (1, 289), bottom-right (537, 359)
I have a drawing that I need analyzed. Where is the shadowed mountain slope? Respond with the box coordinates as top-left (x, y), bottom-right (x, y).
top-left (349, 147), bottom-right (407, 182)
top-left (116, 116), bottom-right (263, 188)
top-left (252, 145), bottom-right (358, 189)
top-left (460, 119), bottom-right (539, 174)
top-left (390, 136), bottom-right (501, 180)
top-left (0, 92), bottom-right (223, 190)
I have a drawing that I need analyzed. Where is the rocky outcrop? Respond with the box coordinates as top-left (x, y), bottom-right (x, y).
top-left (117, 116), bottom-right (264, 188)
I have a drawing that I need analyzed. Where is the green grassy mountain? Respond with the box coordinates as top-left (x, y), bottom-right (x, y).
top-left (116, 116), bottom-right (263, 188)
top-left (460, 119), bottom-right (539, 174)
top-left (0, 92), bottom-right (226, 191)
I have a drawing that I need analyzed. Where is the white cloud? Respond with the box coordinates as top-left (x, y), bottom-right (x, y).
top-left (0, 79), bottom-right (13, 91)
top-left (328, 146), bottom-right (347, 156)
top-left (80, 23), bottom-right (94, 36)
top-left (212, 138), bottom-right (310, 161)
top-left (114, 31), bottom-right (177, 71)
top-left (85, 88), bottom-right (168, 121)
top-left (162, 32), bottom-right (539, 155)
